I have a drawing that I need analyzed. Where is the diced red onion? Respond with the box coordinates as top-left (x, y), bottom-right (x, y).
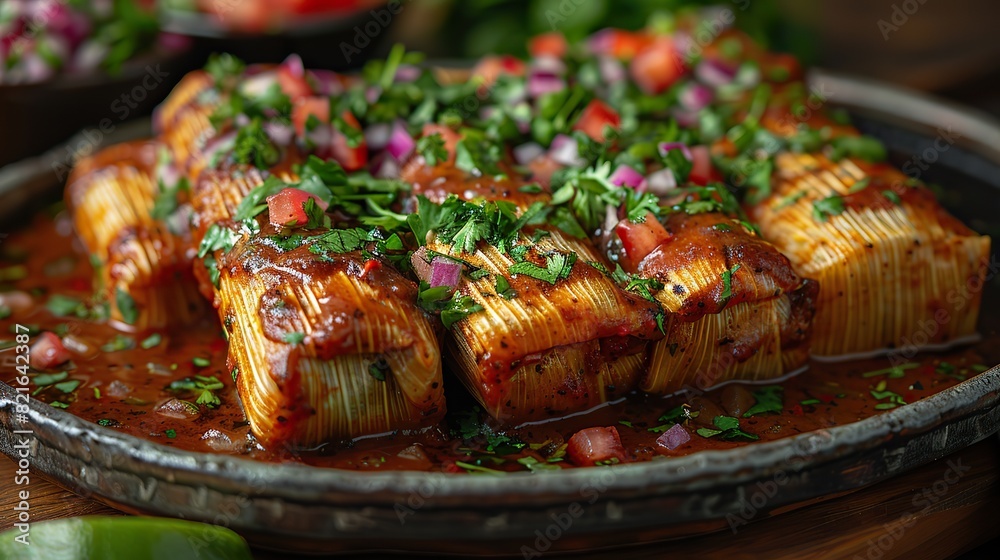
top-left (609, 165), bottom-right (644, 188)
top-left (430, 257), bottom-right (463, 289)
top-left (364, 122), bottom-right (391, 150)
top-left (23, 52), bottom-right (55, 83)
top-left (656, 423), bottom-right (691, 450)
top-left (480, 105), bottom-right (498, 121)
top-left (394, 63), bottom-right (421, 83)
top-left (157, 32), bottom-right (191, 52)
top-left (410, 247), bottom-right (432, 281)
top-left (696, 59), bottom-right (737, 88)
top-left (61, 334), bottom-right (97, 359)
top-left (307, 69), bottom-right (343, 96)
top-left (531, 55), bottom-right (566, 75)
top-left (598, 56), bottom-right (626, 83)
top-left (513, 142), bottom-right (545, 165)
top-left (671, 107), bottom-right (699, 128)
top-left (549, 134), bottom-right (584, 166)
top-left (282, 54), bottom-right (304, 79)
top-left (202, 130), bottom-right (237, 162)
top-left (527, 72), bottom-right (565, 98)
top-left (586, 28), bottom-right (615, 56)
top-left (643, 168), bottom-right (677, 195)
top-left (234, 113), bottom-right (250, 128)
top-left (659, 142), bottom-right (693, 161)
top-left (387, 120), bottom-right (415, 161)
top-left (264, 121), bottom-right (294, 146)
top-left (106, 380), bottom-right (133, 397)
top-left (370, 151), bottom-right (401, 179)
top-left (679, 82), bottom-right (713, 112)
top-left (365, 86), bottom-right (381, 104)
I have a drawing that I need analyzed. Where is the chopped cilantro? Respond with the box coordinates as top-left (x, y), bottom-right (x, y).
top-left (115, 288), bottom-right (139, 325)
top-left (140, 333), bottom-right (162, 350)
top-left (282, 332), bottom-right (305, 345)
top-left (417, 132), bottom-right (448, 166)
top-left (696, 415), bottom-right (759, 441)
top-left (743, 386), bottom-right (783, 417)
top-left (812, 195), bottom-right (845, 222)
top-left (495, 276), bottom-right (517, 299)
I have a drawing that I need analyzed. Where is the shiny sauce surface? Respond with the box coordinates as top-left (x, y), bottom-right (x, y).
top-left (1, 212), bottom-right (996, 473)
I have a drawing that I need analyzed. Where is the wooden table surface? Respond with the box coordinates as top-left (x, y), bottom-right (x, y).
top-left (1, 437), bottom-right (998, 559)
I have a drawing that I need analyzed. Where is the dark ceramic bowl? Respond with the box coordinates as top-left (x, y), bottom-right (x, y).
top-left (1, 71), bottom-right (999, 556)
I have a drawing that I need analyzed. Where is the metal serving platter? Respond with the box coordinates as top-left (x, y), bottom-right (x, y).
top-left (1, 71), bottom-right (1000, 556)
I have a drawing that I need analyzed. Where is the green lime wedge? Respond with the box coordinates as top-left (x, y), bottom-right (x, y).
top-left (0, 516), bottom-right (253, 560)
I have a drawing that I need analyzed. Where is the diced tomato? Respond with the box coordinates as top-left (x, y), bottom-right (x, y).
top-left (529, 32), bottom-right (568, 59)
top-left (630, 38), bottom-right (685, 95)
top-left (574, 99), bottom-right (620, 142)
top-left (330, 110), bottom-right (368, 171)
top-left (688, 145), bottom-right (721, 185)
top-left (762, 52), bottom-right (802, 82)
top-left (277, 64), bottom-right (313, 101)
top-left (266, 188), bottom-right (326, 228)
top-left (616, 213), bottom-right (673, 269)
top-left (291, 96), bottom-right (330, 138)
top-left (30, 332), bottom-right (71, 369)
top-left (566, 427), bottom-right (627, 466)
top-left (360, 259), bottom-right (381, 279)
top-left (471, 55), bottom-right (526, 88)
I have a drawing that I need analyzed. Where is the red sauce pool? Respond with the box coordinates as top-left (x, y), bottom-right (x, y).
top-left (1, 212), bottom-right (995, 473)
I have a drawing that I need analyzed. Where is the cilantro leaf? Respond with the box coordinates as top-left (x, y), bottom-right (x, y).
top-left (743, 386), bottom-right (784, 417)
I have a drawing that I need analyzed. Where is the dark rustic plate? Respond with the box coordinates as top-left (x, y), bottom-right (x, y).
top-left (1, 71), bottom-right (999, 556)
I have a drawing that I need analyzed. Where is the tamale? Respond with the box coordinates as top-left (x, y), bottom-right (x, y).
top-left (748, 152), bottom-right (990, 357)
top-left (65, 140), bottom-right (204, 330)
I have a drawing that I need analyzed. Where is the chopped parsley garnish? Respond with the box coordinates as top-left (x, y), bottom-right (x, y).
top-left (495, 276), bottom-right (517, 299)
top-left (417, 282), bottom-right (485, 328)
top-left (719, 263), bottom-right (741, 306)
top-left (743, 386), bottom-right (783, 417)
top-left (165, 429), bottom-right (177, 439)
top-left (812, 195), bottom-right (845, 222)
top-left (417, 132), bottom-right (448, 166)
top-left (232, 117), bottom-right (280, 169)
top-left (509, 251), bottom-right (577, 285)
top-left (101, 334), bottom-right (135, 353)
top-left (140, 333), bottom-right (162, 349)
top-left (647, 404), bottom-right (697, 433)
top-left (115, 288), bottom-right (139, 325)
top-left (151, 177), bottom-right (190, 221)
top-left (368, 359), bottom-right (390, 382)
top-left (828, 135), bottom-right (887, 163)
top-left (696, 415), bottom-right (759, 441)
top-left (452, 407), bottom-right (526, 455)
top-left (282, 332), bottom-right (305, 345)
top-left (204, 53), bottom-right (245, 88)
top-left (861, 363), bottom-right (920, 378)
top-left (192, 357), bottom-right (211, 368)
top-left (455, 131), bottom-right (504, 177)
top-left (168, 375), bottom-right (224, 408)
top-left (46, 295), bottom-right (86, 318)
top-left (882, 189), bottom-right (901, 205)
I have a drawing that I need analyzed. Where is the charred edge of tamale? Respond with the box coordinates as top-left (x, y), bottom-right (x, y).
top-left (66, 140), bottom-right (203, 330)
top-left (635, 211), bottom-right (817, 393)
top-left (426, 227), bottom-right (660, 422)
top-left (749, 151), bottom-right (991, 356)
top-left (217, 228), bottom-right (445, 446)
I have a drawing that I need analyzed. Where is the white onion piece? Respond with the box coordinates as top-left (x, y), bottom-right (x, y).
top-left (603, 204), bottom-right (619, 234)
top-left (549, 134), bottom-right (584, 166)
top-left (598, 56), bottom-right (626, 83)
top-left (155, 398), bottom-right (200, 420)
top-left (239, 70), bottom-right (278, 98)
top-left (513, 142), bottom-right (545, 165)
top-left (531, 55), bottom-right (566, 75)
top-left (264, 121), bottom-right (294, 146)
top-left (643, 168), bottom-right (677, 195)
top-left (364, 122), bottom-right (391, 150)
top-left (0, 291), bottom-right (33, 314)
